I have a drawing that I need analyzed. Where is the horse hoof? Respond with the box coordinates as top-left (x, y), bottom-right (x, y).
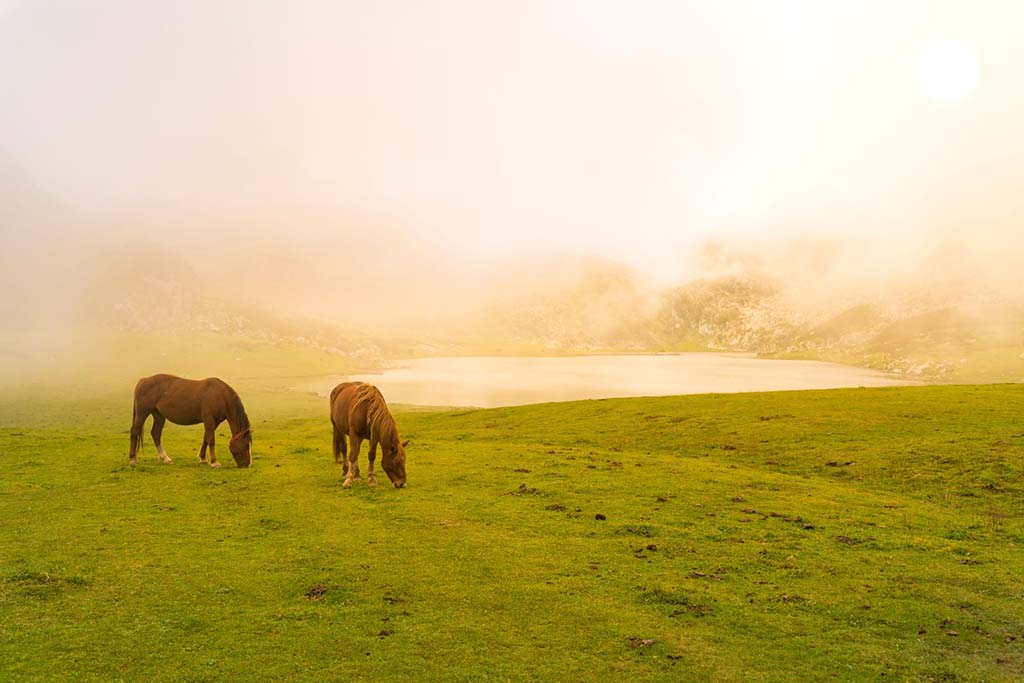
top-left (367, 478), bottom-right (377, 487)
top-left (210, 462), bottom-right (221, 469)
top-left (343, 478), bottom-right (354, 488)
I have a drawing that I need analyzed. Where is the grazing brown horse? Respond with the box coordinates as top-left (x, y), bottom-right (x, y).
top-left (330, 381), bottom-right (408, 488)
top-left (130, 374), bottom-right (252, 468)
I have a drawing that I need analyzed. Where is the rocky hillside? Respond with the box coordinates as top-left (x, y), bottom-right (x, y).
top-left (465, 271), bottom-right (1024, 381)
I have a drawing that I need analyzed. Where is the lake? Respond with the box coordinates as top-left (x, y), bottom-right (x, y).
top-left (296, 353), bottom-right (917, 408)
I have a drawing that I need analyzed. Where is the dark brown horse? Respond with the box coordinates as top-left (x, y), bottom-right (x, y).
top-left (330, 381), bottom-right (408, 488)
top-left (130, 374), bottom-right (252, 468)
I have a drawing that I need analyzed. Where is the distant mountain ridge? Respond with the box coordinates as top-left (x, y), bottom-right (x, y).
top-left (463, 272), bottom-right (1024, 382)
top-left (83, 249), bottom-right (1024, 383)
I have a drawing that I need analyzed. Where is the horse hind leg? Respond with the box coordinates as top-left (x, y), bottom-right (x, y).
top-left (151, 413), bottom-right (172, 464)
top-left (343, 435), bottom-right (362, 487)
top-left (342, 458), bottom-right (361, 480)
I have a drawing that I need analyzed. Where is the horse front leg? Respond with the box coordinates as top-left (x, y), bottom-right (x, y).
top-left (152, 413), bottom-right (172, 464)
top-left (343, 435), bottom-right (362, 487)
top-left (367, 439), bottom-right (378, 487)
top-left (205, 421), bottom-right (220, 468)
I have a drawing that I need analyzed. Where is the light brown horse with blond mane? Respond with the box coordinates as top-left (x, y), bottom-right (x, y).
top-left (330, 381), bottom-right (408, 488)
top-left (130, 374), bottom-right (253, 468)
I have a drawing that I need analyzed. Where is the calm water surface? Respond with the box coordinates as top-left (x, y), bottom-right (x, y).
top-left (297, 354), bottom-right (916, 408)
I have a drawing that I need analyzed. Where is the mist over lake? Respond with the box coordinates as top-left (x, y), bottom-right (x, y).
top-left (299, 353), bottom-right (918, 408)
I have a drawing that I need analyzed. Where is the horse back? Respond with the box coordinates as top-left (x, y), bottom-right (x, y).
top-left (133, 374), bottom-right (235, 425)
top-left (329, 381), bottom-right (358, 408)
top-left (330, 382), bottom-right (372, 438)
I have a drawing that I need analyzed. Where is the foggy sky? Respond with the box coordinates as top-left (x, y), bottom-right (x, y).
top-left (2, 0), bottom-right (1023, 326)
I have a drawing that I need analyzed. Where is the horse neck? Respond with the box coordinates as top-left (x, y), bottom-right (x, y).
top-left (226, 402), bottom-right (249, 437)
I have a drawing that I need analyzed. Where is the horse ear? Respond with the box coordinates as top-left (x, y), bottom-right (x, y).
top-left (401, 440), bottom-right (410, 449)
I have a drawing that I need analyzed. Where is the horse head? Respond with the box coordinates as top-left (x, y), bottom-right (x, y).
top-left (382, 439), bottom-right (409, 488)
top-left (228, 428), bottom-right (252, 468)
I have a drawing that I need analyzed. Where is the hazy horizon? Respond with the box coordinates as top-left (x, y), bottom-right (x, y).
top-left (3, 1), bottom-right (1023, 361)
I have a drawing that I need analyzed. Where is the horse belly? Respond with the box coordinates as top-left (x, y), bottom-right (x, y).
top-left (155, 399), bottom-right (203, 426)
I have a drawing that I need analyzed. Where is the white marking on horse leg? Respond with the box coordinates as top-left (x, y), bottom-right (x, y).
top-left (157, 446), bottom-right (173, 464)
top-left (344, 433), bottom-right (363, 488)
top-left (343, 461), bottom-right (358, 487)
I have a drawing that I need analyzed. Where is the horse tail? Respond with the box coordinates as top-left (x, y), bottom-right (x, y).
top-left (129, 390), bottom-right (143, 456)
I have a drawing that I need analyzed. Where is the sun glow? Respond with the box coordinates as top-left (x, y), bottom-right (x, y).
top-left (919, 41), bottom-right (979, 103)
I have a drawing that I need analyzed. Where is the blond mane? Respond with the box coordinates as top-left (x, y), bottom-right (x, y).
top-left (352, 383), bottom-right (399, 450)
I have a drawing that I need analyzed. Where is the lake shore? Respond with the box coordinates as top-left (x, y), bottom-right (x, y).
top-left (294, 353), bottom-right (920, 408)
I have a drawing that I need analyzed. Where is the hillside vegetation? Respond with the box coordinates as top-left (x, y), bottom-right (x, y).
top-left (1, 385), bottom-right (1022, 681)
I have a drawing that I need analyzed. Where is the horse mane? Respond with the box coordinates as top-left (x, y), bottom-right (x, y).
top-left (354, 384), bottom-right (399, 450)
top-left (230, 392), bottom-right (251, 433)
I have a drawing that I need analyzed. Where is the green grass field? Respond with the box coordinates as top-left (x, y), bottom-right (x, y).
top-left (1, 383), bottom-right (1022, 682)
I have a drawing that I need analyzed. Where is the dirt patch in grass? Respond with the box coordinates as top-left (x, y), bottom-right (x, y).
top-left (4, 570), bottom-right (89, 599)
top-left (259, 518), bottom-right (289, 531)
top-left (639, 587), bottom-right (689, 606)
top-left (835, 535), bottom-right (869, 545)
top-left (671, 604), bottom-right (713, 617)
top-left (305, 584), bottom-right (327, 600)
top-left (769, 512), bottom-right (816, 529)
top-left (638, 586), bottom-right (713, 616)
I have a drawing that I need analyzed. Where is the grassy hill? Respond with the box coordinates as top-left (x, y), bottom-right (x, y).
top-left (1, 385), bottom-right (1022, 681)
